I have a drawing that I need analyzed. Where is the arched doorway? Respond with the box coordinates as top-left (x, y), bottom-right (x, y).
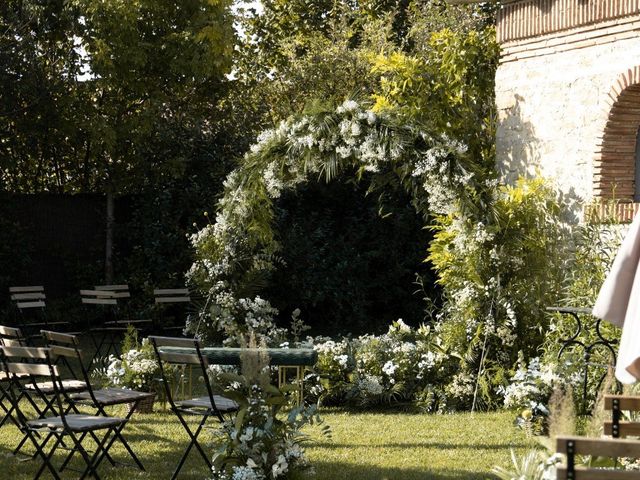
top-left (593, 67), bottom-right (640, 221)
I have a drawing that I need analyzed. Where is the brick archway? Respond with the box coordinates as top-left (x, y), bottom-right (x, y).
top-left (594, 66), bottom-right (640, 200)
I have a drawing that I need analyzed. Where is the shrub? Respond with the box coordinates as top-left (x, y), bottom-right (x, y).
top-left (307, 320), bottom-right (457, 410)
top-left (428, 176), bottom-right (571, 410)
top-left (211, 343), bottom-right (329, 480)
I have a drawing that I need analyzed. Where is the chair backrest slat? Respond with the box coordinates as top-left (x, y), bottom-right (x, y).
top-left (148, 336), bottom-right (196, 348)
top-left (16, 300), bottom-right (46, 309)
top-left (50, 345), bottom-right (81, 360)
top-left (557, 435), bottom-right (640, 458)
top-left (154, 288), bottom-right (189, 295)
top-left (11, 293), bottom-right (46, 301)
top-left (9, 286), bottom-right (44, 293)
top-left (605, 395), bottom-right (640, 411)
top-left (110, 292), bottom-right (130, 299)
top-left (95, 284), bottom-right (129, 291)
top-left (95, 285), bottom-right (130, 299)
top-left (155, 296), bottom-right (191, 304)
top-left (1, 346), bottom-right (49, 359)
top-left (41, 330), bottom-right (78, 346)
top-left (0, 325), bottom-right (21, 336)
top-left (81, 298), bottom-right (117, 305)
top-left (80, 289), bottom-right (115, 297)
top-left (158, 351), bottom-right (201, 365)
top-left (8, 362), bottom-right (54, 377)
top-left (0, 325), bottom-right (27, 348)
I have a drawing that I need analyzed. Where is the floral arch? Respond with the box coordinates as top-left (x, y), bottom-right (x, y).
top-left (186, 100), bottom-right (475, 341)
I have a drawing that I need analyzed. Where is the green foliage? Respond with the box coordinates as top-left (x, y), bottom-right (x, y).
top-left (491, 449), bottom-right (557, 480)
top-left (267, 179), bottom-right (434, 335)
top-left (211, 344), bottom-right (329, 479)
top-left (1, 0), bottom-right (235, 194)
top-left (71, 0), bottom-right (236, 193)
top-left (0, 0), bottom-right (86, 192)
top-left (371, 26), bottom-right (499, 162)
top-left (428, 177), bottom-right (570, 410)
top-left (0, 197), bottom-right (33, 299)
top-left (539, 221), bottom-right (624, 412)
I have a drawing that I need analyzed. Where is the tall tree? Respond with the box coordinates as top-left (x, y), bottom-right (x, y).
top-left (1, 0), bottom-right (236, 280)
top-left (0, 0), bottom-right (85, 192)
top-left (74, 0), bottom-right (235, 280)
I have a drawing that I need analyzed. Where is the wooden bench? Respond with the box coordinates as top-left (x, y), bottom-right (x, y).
top-left (557, 436), bottom-right (640, 479)
top-left (556, 394), bottom-right (640, 478)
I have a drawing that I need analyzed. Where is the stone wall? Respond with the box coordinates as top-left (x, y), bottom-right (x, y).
top-left (496, 8), bottom-right (640, 211)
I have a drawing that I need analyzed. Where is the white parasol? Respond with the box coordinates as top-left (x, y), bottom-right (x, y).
top-left (593, 212), bottom-right (640, 383)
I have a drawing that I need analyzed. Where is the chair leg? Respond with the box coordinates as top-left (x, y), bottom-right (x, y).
top-left (71, 430), bottom-right (104, 480)
top-left (27, 430), bottom-right (63, 480)
top-left (99, 421), bottom-right (145, 471)
top-left (171, 414), bottom-right (211, 480)
top-left (60, 428), bottom-right (117, 472)
top-left (90, 402), bottom-right (144, 471)
top-left (78, 426), bottom-right (132, 480)
top-left (0, 396), bottom-right (21, 428)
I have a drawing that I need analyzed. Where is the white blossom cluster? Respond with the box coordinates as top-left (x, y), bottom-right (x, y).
top-left (192, 281), bottom-right (287, 346)
top-left (498, 355), bottom-right (581, 424)
top-left (445, 372), bottom-right (476, 400)
top-left (211, 384), bottom-right (314, 480)
top-left (104, 340), bottom-right (160, 391)
top-left (357, 374), bottom-right (384, 396)
top-left (411, 136), bottom-right (473, 216)
top-left (308, 320), bottom-right (447, 405)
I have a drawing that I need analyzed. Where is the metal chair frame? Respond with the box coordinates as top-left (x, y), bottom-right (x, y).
top-left (149, 335), bottom-right (238, 480)
top-left (41, 329), bottom-right (149, 472)
top-left (0, 325), bottom-right (39, 429)
top-left (0, 345), bottom-right (128, 480)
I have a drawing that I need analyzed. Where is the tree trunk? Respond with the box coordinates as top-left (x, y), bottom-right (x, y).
top-left (105, 189), bottom-right (114, 284)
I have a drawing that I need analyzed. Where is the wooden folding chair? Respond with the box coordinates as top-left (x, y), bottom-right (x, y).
top-left (153, 288), bottom-right (191, 334)
top-left (554, 394), bottom-right (640, 479)
top-left (0, 325), bottom-right (31, 429)
top-left (604, 394), bottom-right (640, 439)
top-left (41, 329), bottom-right (151, 472)
top-left (80, 289), bottom-right (122, 361)
top-left (95, 284), bottom-right (152, 332)
top-left (82, 286), bottom-right (152, 359)
top-left (0, 345), bottom-right (129, 480)
top-left (556, 435), bottom-right (640, 479)
top-left (6, 335), bottom-right (89, 457)
top-left (9, 286), bottom-right (69, 339)
top-left (149, 336), bottom-right (238, 480)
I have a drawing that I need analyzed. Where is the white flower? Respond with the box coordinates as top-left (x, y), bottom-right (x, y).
top-left (263, 162), bottom-right (283, 199)
top-left (335, 355), bottom-right (349, 367)
top-left (271, 454), bottom-right (288, 477)
top-left (336, 145), bottom-right (352, 158)
top-left (231, 465), bottom-right (261, 480)
top-left (336, 99), bottom-right (359, 113)
top-left (358, 375), bottom-right (384, 395)
top-left (382, 361), bottom-right (397, 377)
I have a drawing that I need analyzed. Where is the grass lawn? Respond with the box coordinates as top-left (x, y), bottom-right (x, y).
top-left (0, 406), bottom-right (534, 479)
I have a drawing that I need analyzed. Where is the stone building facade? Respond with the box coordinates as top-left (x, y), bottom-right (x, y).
top-left (495, 0), bottom-right (640, 219)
